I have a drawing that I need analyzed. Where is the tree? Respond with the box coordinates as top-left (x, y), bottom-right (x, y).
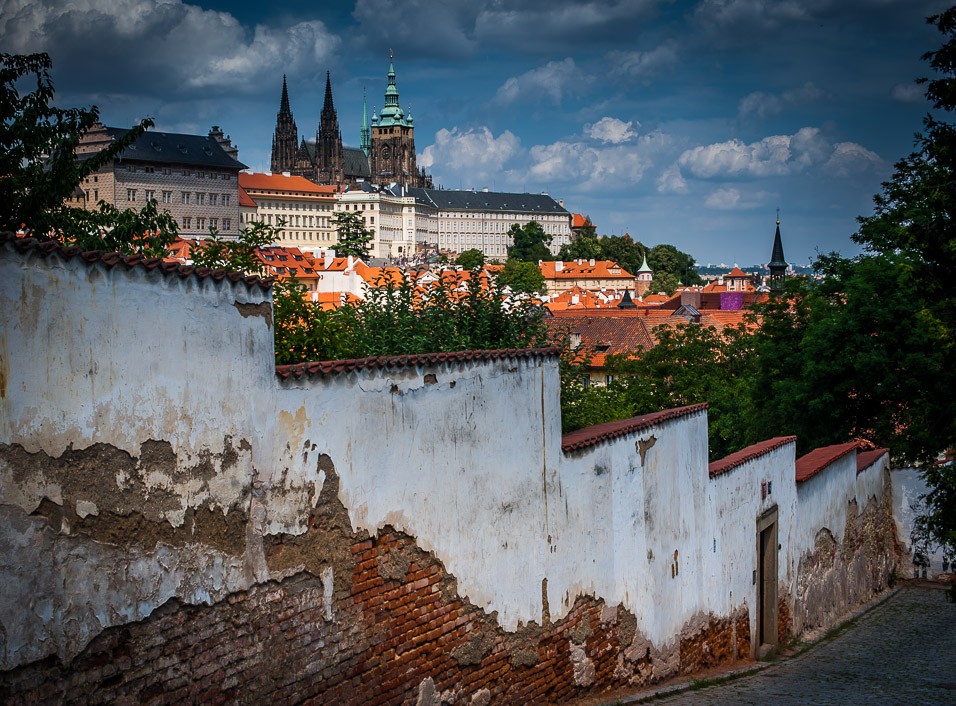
top-left (648, 243), bottom-right (702, 286)
top-left (597, 234), bottom-right (645, 275)
top-left (0, 52), bottom-right (177, 255)
top-left (333, 211), bottom-right (373, 259)
top-left (558, 228), bottom-right (603, 261)
top-left (190, 221), bottom-right (278, 276)
top-left (456, 248), bottom-right (484, 270)
top-left (496, 258), bottom-right (545, 294)
top-left (507, 221), bottom-right (552, 262)
top-left (647, 271), bottom-right (680, 296)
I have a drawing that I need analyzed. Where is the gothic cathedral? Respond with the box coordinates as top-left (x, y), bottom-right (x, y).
top-left (269, 54), bottom-right (432, 189)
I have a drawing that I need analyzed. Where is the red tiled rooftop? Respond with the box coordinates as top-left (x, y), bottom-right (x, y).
top-left (856, 448), bottom-right (889, 474)
top-left (709, 436), bottom-right (797, 478)
top-left (561, 403), bottom-right (708, 453)
top-left (795, 442), bottom-right (859, 482)
top-left (239, 171), bottom-right (338, 195)
top-left (275, 347), bottom-right (562, 379)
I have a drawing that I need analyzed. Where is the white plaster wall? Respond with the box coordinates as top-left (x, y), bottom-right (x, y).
top-left (0, 241), bottom-right (903, 672)
top-left (892, 466), bottom-right (949, 577)
top-left (0, 246), bottom-right (279, 667)
top-left (706, 443), bottom-right (798, 641)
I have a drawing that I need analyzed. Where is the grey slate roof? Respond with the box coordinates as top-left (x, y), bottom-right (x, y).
top-left (344, 147), bottom-right (370, 179)
top-left (103, 127), bottom-right (247, 170)
top-left (404, 188), bottom-right (569, 215)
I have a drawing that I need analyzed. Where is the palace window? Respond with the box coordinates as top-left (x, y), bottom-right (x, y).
top-left (126, 189), bottom-right (136, 202)
top-left (181, 192), bottom-right (190, 204)
top-left (162, 191), bottom-right (172, 204)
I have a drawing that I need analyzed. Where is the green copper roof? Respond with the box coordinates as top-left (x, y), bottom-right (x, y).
top-left (377, 51), bottom-right (410, 128)
top-left (360, 88), bottom-right (371, 157)
top-left (637, 254), bottom-right (653, 273)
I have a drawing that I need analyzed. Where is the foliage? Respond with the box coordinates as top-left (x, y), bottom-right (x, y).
top-left (190, 221), bottom-right (279, 276)
top-left (507, 221), bottom-right (552, 262)
top-left (333, 211), bottom-right (373, 259)
top-left (339, 270), bottom-right (549, 357)
top-left (558, 228), bottom-right (603, 261)
top-left (648, 271), bottom-right (680, 296)
top-left (496, 258), bottom-right (546, 294)
top-left (648, 243), bottom-right (703, 287)
top-left (455, 248), bottom-right (485, 269)
top-left (272, 279), bottom-right (353, 366)
top-left (0, 52), bottom-right (178, 253)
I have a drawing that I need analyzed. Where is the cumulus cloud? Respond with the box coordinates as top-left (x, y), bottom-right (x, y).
top-left (0, 0), bottom-right (340, 95)
top-left (891, 82), bottom-right (924, 103)
top-left (586, 117), bottom-right (638, 144)
top-left (677, 127), bottom-right (830, 178)
top-left (493, 58), bottom-right (587, 105)
top-left (738, 82), bottom-right (825, 119)
top-left (825, 142), bottom-right (883, 175)
top-left (608, 42), bottom-right (678, 82)
top-left (420, 127), bottom-right (522, 181)
top-left (704, 188), bottom-right (742, 209)
top-left (527, 141), bottom-right (652, 188)
top-left (657, 164), bottom-right (688, 193)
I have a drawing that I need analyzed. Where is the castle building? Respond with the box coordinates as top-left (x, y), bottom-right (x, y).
top-left (238, 172), bottom-right (339, 249)
top-left (269, 54), bottom-right (431, 189)
top-left (70, 123), bottom-right (245, 239)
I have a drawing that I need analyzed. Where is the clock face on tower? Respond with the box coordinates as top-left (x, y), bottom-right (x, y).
top-left (382, 145), bottom-right (391, 160)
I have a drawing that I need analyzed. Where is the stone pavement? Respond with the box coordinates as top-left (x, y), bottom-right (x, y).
top-left (633, 585), bottom-right (956, 705)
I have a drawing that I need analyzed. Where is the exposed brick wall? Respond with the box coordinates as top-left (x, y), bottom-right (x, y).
top-left (1, 468), bottom-right (754, 705)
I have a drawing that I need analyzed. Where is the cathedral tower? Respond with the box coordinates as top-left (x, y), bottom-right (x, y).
top-left (271, 75), bottom-right (298, 174)
top-left (370, 51), bottom-right (431, 187)
top-left (317, 72), bottom-right (345, 186)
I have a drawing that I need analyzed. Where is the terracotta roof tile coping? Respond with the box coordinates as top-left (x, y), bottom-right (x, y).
top-left (795, 442), bottom-right (859, 483)
top-left (275, 346), bottom-right (562, 379)
top-left (856, 448), bottom-right (890, 474)
top-left (709, 436), bottom-right (797, 478)
top-left (561, 403), bottom-right (708, 454)
top-left (2, 233), bottom-right (273, 291)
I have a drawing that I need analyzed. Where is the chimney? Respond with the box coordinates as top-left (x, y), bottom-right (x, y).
top-left (555, 261), bottom-right (563, 272)
top-left (325, 251), bottom-right (333, 269)
top-left (589, 258), bottom-right (595, 266)
top-left (209, 126), bottom-right (239, 161)
top-left (347, 255), bottom-right (354, 270)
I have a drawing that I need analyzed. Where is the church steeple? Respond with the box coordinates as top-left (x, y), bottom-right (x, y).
top-left (768, 211), bottom-right (788, 289)
top-left (271, 74), bottom-right (298, 173)
top-left (377, 49), bottom-right (408, 127)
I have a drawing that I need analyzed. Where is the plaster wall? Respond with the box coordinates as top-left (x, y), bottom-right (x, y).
top-left (0, 240), bottom-right (901, 688)
top-left (706, 443), bottom-right (798, 641)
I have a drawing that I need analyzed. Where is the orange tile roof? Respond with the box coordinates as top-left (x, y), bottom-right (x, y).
top-left (571, 213), bottom-right (589, 228)
top-left (709, 437), bottom-right (797, 477)
top-left (727, 266), bottom-right (748, 278)
top-left (238, 184), bottom-right (256, 208)
top-left (795, 442), bottom-right (859, 482)
top-left (239, 171), bottom-right (338, 196)
top-left (257, 245), bottom-right (321, 280)
top-left (561, 404), bottom-right (708, 453)
top-left (541, 260), bottom-right (635, 280)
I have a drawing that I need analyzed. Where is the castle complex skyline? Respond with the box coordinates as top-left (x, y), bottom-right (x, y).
top-left (0, 0), bottom-right (947, 264)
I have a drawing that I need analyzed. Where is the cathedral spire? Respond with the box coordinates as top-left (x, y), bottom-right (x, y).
top-left (378, 49), bottom-right (406, 126)
top-left (322, 71), bottom-right (335, 114)
top-left (360, 88), bottom-right (371, 158)
top-left (271, 75), bottom-right (298, 173)
top-left (280, 74), bottom-right (291, 114)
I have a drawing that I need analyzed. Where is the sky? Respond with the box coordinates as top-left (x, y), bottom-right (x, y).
top-left (1, 0), bottom-right (949, 266)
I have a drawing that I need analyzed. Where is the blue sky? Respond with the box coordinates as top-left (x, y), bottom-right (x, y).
top-left (1, 0), bottom-right (948, 265)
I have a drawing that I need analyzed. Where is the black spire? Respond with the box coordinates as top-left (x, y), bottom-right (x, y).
top-left (768, 213), bottom-right (787, 289)
top-left (317, 71), bottom-right (345, 185)
top-left (271, 75), bottom-right (298, 173)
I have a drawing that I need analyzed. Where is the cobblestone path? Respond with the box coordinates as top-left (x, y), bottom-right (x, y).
top-left (654, 586), bottom-right (956, 706)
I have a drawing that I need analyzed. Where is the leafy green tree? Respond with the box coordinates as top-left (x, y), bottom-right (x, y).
top-left (456, 248), bottom-right (485, 269)
top-left (496, 258), bottom-right (546, 294)
top-left (647, 271), bottom-right (680, 296)
top-left (558, 228), bottom-right (603, 261)
top-left (648, 244), bottom-right (702, 286)
top-left (0, 52), bottom-right (177, 254)
top-left (333, 211), bottom-right (373, 259)
top-left (507, 221), bottom-right (552, 262)
top-left (597, 234), bottom-right (645, 275)
top-left (190, 221), bottom-right (278, 276)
